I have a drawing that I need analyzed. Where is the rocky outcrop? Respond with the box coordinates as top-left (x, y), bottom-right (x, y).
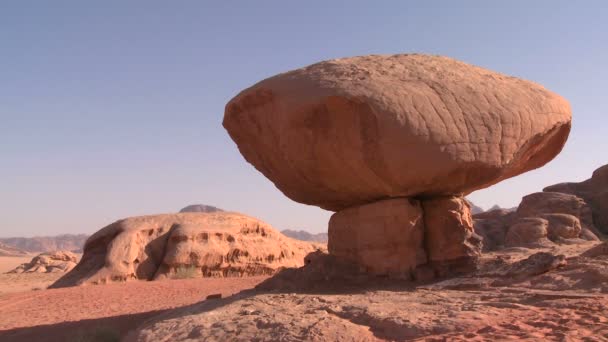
top-left (474, 191), bottom-right (601, 250)
top-left (51, 212), bottom-right (321, 288)
top-left (504, 217), bottom-right (553, 248)
top-left (7, 251), bottom-right (78, 274)
top-left (280, 230), bottom-right (328, 243)
top-left (544, 164), bottom-right (608, 234)
top-left (129, 242), bottom-right (608, 342)
top-left (0, 234), bottom-right (88, 253)
top-left (179, 204), bottom-right (224, 213)
top-left (224, 53), bottom-right (571, 277)
top-left (472, 209), bottom-right (516, 251)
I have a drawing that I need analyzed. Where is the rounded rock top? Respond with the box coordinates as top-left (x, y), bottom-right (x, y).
top-left (223, 54), bottom-right (572, 211)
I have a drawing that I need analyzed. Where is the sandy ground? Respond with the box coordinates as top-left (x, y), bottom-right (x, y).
top-left (0, 255), bottom-right (80, 295)
top-left (0, 276), bottom-right (267, 342)
top-left (0, 256), bottom-right (33, 273)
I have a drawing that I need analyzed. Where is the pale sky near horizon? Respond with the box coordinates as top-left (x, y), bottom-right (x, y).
top-left (2, 1), bottom-right (607, 237)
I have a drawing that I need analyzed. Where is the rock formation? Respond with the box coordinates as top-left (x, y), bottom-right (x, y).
top-left (179, 204), bottom-right (224, 213)
top-left (544, 164), bottom-right (608, 234)
top-left (51, 211), bottom-right (321, 288)
top-left (474, 165), bottom-right (607, 251)
top-left (224, 54), bottom-right (571, 276)
top-left (7, 251), bottom-right (78, 274)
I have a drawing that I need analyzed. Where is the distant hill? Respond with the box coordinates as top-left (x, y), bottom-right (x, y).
top-left (179, 204), bottom-right (224, 213)
top-left (281, 229), bottom-right (328, 243)
top-left (467, 200), bottom-right (485, 215)
top-left (0, 234), bottom-right (88, 253)
top-left (0, 242), bottom-right (29, 257)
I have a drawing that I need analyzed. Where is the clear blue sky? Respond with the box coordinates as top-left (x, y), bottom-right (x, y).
top-left (1, 1), bottom-right (607, 237)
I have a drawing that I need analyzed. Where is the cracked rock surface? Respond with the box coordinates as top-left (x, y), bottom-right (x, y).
top-left (223, 54), bottom-right (571, 211)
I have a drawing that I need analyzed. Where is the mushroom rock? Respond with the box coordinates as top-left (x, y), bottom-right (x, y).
top-left (224, 54), bottom-right (572, 277)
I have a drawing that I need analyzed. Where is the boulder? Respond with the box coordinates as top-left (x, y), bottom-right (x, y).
top-left (473, 209), bottom-right (516, 251)
top-left (422, 196), bottom-right (482, 274)
top-left (328, 198), bottom-right (426, 276)
top-left (51, 212), bottom-right (321, 288)
top-left (544, 164), bottom-right (608, 234)
top-left (224, 54), bottom-right (571, 212)
top-left (504, 217), bottom-right (553, 248)
top-left (8, 251), bottom-right (78, 274)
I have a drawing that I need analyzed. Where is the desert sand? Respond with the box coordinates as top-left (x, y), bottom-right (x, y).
top-left (0, 276), bottom-right (267, 342)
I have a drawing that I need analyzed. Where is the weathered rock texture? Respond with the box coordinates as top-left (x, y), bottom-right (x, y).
top-left (472, 209), bottom-right (517, 251)
top-left (224, 54), bottom-right (571, 212)
top-left (474, 190), bottom-right (601, 250)
top-left (8, 251), bottom-right (78, 274)
top-left (544, 164), bottom-right (608, 234)
top-left (51, 212), bottom-right (321, 288)
top-left (328, 198), bottom-right (426, 276)
top-left (224, 53), bottom-right (572, 277)
top-left (422, 197), bottom-right (483, 273)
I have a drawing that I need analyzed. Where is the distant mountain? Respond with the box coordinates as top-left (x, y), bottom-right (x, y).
top-left (281, 229), bottom-right (328, 243)
top-left (179, 204), bottom-right (224, 213)
top-left (0, 234), bottom-right (88, 253)
top-left (467, 200), bottom-right (485, 215)
top-left (0, 242), bottom-right (29, 257)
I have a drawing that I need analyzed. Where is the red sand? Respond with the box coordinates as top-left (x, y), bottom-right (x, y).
top-left (0, 276), bottom-right (267, 342)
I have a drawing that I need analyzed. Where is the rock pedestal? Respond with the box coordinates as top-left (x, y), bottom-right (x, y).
top-left (422, 196), bottom-right (483, 275)
top-left (328, 198), bottom-right (426, 276)
top-left (328, 196), bottom-right (482, 277)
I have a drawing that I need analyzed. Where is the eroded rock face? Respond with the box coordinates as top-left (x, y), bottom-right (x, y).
top-left (504, 218), bottom-right (553, 248)
top-left (473, 209), bottom-right (516, 251)
top-left (224, 54), bottom-right (571, 212)
top-left (544, 164), bottom-right (608, 234)
top-left (8, 251), bottom-right (78, 274)
top-left (422, 197), bottom-right (482, 273)
top-left (51, 212), bottom-right (321, 288)
top-left (474, 191), bottom-right (600, 250)
top-left (328, 198), bottom-right (426, 276)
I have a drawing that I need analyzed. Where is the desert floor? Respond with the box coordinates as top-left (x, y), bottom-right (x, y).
top-left (0, 276), bottom-right (268, 342)
top-left (0, 255), bottom-right (82, 295)
top-left (1, 242), bottom-right (607, 342)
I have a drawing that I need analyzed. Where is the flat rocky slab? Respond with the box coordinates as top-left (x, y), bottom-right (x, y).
top-left (128, 241), bottom-right (608, 341)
